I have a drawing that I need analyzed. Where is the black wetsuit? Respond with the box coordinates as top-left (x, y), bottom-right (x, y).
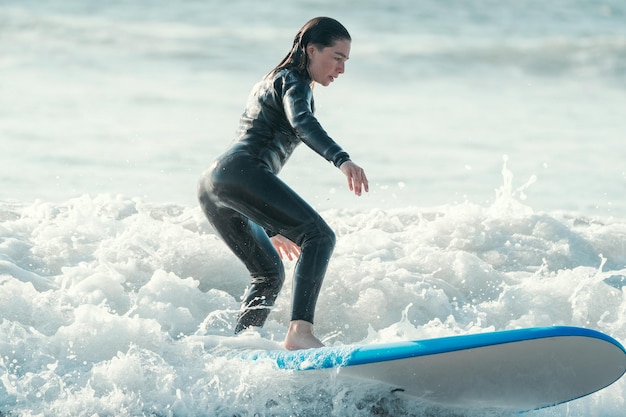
top-left (198, 68), bottom-right (350, 334)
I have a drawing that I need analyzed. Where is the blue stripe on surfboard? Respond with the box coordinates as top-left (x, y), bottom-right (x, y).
top-left (258, 326), bottom-right (626, 371)
top-left (348, 326), bottom-right (626, 366)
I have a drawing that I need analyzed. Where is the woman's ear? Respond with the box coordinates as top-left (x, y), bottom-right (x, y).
top-left (306, 44), bottom-right (316, 60)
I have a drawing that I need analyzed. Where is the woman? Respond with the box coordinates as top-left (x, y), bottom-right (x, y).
top-left (198, 17), bottom-right (368, 350)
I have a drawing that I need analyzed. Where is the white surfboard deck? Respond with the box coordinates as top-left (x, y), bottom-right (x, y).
top-left (244, 326), bottom-right (626, 411)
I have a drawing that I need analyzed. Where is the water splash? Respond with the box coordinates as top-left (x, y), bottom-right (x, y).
top-left (488, 155), bottom-right (538, 218)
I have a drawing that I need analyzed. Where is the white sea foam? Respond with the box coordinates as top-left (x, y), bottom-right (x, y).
top-left (1, 183), bottom-right (624, 416)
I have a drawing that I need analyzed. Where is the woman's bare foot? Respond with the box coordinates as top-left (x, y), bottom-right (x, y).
top-left (284, 320), bottom-right (324, 350)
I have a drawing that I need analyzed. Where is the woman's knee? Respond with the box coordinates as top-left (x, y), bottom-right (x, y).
top-left (299, 218), bottom-right (336, 250)
top-left (322, 224), bottom-right (336, 248)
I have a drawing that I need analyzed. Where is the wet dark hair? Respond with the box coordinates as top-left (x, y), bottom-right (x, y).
top-left (271, 17), bottom-right (351, 77)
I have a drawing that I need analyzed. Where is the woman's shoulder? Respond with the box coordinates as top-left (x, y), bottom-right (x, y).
top-left (269, 68), bottom-right (311, 88)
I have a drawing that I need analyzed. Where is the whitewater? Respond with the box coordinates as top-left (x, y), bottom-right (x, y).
top-left (1, 179), bottom-right (625, 416)
top-left (1, 1), bottom-right (626, 416)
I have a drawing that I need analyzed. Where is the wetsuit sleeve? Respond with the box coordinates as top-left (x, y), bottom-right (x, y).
top-left (282, 80), bottom-right (350, 167)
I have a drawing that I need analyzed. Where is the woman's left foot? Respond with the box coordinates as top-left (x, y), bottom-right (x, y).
top-left (284, 320), bottom-right (324, 350)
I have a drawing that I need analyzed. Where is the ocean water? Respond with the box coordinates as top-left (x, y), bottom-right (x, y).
top-left (1, 1), bottom-right (625, 416)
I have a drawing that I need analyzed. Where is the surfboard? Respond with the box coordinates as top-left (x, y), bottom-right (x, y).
top-left (244, 326), bottom-right (626, 411)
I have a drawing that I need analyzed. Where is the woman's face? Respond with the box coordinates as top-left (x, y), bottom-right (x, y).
top-left (306, 39), bottom-right (351, 87)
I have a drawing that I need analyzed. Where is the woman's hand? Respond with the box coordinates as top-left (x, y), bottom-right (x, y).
top-left (339, 160), bottom-right (369, 196)
top-left (271, 234), bottom-right (301, 260)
